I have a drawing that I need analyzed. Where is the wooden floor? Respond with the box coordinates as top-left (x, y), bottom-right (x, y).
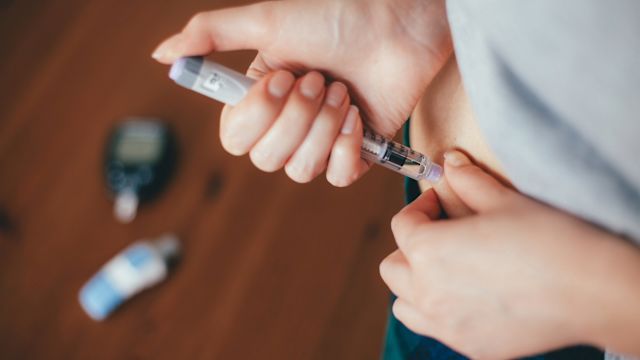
top-left (0, 0), bottom-right (403, 358)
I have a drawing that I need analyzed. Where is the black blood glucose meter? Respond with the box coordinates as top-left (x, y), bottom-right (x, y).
top-left (105, 119), bottom-right (177, 223)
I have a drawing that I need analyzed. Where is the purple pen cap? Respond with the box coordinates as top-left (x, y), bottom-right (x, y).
top-left (424, 163), bottom-right (443, 183)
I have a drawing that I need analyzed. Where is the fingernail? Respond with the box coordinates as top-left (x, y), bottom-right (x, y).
top-left (341, 106), bottom-right (359, 135)
top-left (268, 71), bottom-right (295, 98)
top-left (151, 34), bottom-right (184, 60)
top-left (151, 41), bottom-right (166, 59)
top-left (299, 72), bottom-right (325, 99)
top-left (325, 82), bottom-right (347, 108)
top-left (444, 150), bottom-right (471, 167)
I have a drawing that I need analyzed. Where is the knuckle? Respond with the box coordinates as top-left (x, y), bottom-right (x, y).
top-left (378, 265), bottom-right (389, 284)
top-left (405, 244), bottom-right (427, 265)
top-left (391, 299), bottom-right (403, 318)
top-left (378, 256), bottom-right (393, 281)
top-left (390, 212), bottom-right (406, 236)
top-left (408, 237), bottom-right (438, 266)
top-left (186, 11), bottom-right (209, 32)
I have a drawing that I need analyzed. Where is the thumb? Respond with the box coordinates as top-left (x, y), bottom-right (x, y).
top-left (152, 2), bottom-right (278, 63)
top-left (443, 150), bottom-right (514, 212)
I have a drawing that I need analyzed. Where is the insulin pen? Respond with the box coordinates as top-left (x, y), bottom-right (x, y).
top-left (168, 57), bottom-right (442, 183)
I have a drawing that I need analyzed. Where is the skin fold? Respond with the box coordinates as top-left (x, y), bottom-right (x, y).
top-left (409, 56), bottom-right (505, 218)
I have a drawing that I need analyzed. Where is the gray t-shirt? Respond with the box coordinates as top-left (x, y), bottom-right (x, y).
top-left (447, 0), bottom-right (640, 244)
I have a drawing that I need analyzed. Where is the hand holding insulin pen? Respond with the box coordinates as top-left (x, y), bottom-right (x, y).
top-left (169, 57), bottom-right (442, 183)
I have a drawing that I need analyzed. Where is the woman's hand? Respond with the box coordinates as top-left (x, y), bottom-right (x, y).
top-left (218, 69), bottom-right (365, 186)
top-left (380, 150), bottom-right (640, 359)
top-left (152, 0), bottom-right (452, 185)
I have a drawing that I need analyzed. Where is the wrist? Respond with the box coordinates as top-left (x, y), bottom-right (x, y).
top-left (373, 0), bottom-right (452, 63)
top-left (570, 229), bottom-right (640, 354)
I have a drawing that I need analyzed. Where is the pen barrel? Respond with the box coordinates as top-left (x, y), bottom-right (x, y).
top-left (361, 129), bottom-right (441, 182)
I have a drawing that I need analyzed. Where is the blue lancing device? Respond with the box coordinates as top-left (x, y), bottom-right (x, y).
top-left (78, 234), bottom-right (180, 321)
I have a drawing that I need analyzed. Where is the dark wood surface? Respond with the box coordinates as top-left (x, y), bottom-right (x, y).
top-left (0, 0), bottom-right (403, 358)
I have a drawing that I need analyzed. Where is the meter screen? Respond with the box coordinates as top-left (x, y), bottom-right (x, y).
top-left (115, 130), bottom-right (162, 164)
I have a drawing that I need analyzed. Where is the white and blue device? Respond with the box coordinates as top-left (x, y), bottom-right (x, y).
top-left (79, 234), bottom-right (180, 321)
top-left (169, 56), bottom-right (442, 183)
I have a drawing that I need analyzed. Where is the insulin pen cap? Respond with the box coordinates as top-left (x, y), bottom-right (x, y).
top-left (169, 57), bottom-right (202, 88)
top-left (78, 234), bottom-right (180, 321)
top-left (169, 56), bottom-right (255, 106)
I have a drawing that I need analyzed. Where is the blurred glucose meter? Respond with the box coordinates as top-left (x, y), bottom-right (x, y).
top-left (105, 119), bottom-right (177, 223)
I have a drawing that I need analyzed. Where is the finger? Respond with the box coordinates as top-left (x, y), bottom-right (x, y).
top-left (379, 250), bottom-right (414, 303)
top-left (250, 72), bottom-right (326, 172)
top-left (285, 82), bottom-right (349, 183)
top-left (444, 150), bottom-right (514, 212)
top-left (220, 70), bottom-right (295, 155)
top-left (432, 169), bottom-right (474, 218)
top-left (325, 106), bottom-right (371, 187)
top-left (392, 298), bottom-right (432, 336)
top-left (390, 188), bottom-right (441, 248)
top-left (152, 3), bottom-right (277, 63)
top-left (403, 187), bottom-right (442, 219)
